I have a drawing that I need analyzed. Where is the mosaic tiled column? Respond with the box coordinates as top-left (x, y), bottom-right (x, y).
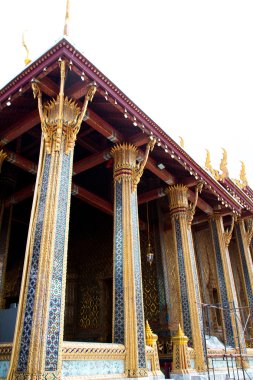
top-left (235, 219), bottom-right (253, 318)
top-left (167, 185), bottom-right (206, 372)
top-left (111, 142), bottom-right (154, 378)
top-left (209, 214), bottom-right (246, 349)
top-left (8, 61), bottom-right (96, 380)
top-left (0, 206), bottom-right (13, 308)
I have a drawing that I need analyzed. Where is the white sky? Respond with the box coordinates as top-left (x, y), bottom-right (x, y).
top-left (0, 1), bottom-right (253, 186)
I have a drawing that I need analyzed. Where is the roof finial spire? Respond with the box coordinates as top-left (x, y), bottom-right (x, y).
top-left (22, 31), bottom-right (31, 66)
top-left (64, 0), bottom-right (70, 36)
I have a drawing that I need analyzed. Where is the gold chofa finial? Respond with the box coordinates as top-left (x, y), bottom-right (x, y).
top-left (205, 149), bottom-right (212, 173)
top-left (179, 136), bottom-right (184, 148)
top-left (64, 0), bottom-right (70, 36)
top-left (22, 31), bottom-right (31, 66)
top-left (205, 149), bottom-right (219, 180)
top-left (220, 148), bottom-right (229, 179)
top-left (240, 161), bottom-right (248, 188)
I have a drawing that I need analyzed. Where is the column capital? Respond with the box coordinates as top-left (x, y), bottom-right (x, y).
top-left (32, 61), bottom-right (96, 155)
top-left (111, 143), bottom-right (139, 183)
top-left (168, 183), bottom-right (203, 226)
top-left (167, 185), bottom-right (188, 212)
top-left (111, 138), bottom-right (155, 191)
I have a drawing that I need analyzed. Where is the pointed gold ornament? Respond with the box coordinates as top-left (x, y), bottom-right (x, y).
top-left (240, 161), bottom-right (248, 188)
top-left (22, 31), bottom-right (31, 66)
top-left (220, 148), bottom-right (229, 179)
top-left (64, 0), bottom-right (70, 36)
top-left (179, 136), bottom-right (185, 148)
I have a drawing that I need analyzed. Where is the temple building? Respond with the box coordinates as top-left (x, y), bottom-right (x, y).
top-left (0, 36), bottom-right (253, 380)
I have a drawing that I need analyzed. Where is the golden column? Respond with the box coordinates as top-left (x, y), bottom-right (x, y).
top-left (7, 60), bottom-right (96, 380)
top-left (235, 218), bottom-right (253, 320)
top-left (111, 140), bottom-right (155, 378)
top-left (167, 184), bottom-right (206, 372)
top-left (209, 213), bottom-right (246, 350)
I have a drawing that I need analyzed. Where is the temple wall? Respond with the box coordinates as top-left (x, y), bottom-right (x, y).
top-left (64, 204), bottom-right (160, 342)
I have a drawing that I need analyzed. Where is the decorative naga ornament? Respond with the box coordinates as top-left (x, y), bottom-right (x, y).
top-left (32, 61), bottom-right (96, 155)
top-left (171, 324), bottom-right (191, 374)
top-left (223, 214), bottom-right (235, 247)
top-left (187, 181), bottom-right (203, 226)
top-left (220, 148), bottom-right (229, 180)
top-left (64, 0), bottom-right (70, 36)
top-left (22, 31), bottom-right (31, 66)
top-left (132, 137), bottom-right (156, 192)
top-left (0, 150), bottom-right (7, 173)
top-left (179, 136), bottom-right (185, 149)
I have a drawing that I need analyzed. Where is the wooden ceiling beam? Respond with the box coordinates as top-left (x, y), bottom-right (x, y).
top-left (146, 157), bottom-right (176, 185)
top-left (129, 132), bottom-right (149, 147)
top-left (73, 149), bottom-right (110, 175)
top-left (76, 137), bottom-right (99, 154)
top-left (138, 187), bottom-right (166, 205)
top-left (4, 148), bottom-right (38, 174)
top-left (188, 189), bottom-right (213, 215)
top-left (182, 177), bottom-right (198, 188)
top-left (4, 183), bottom-right (34, 208)
top-left (38, 77), bottom-right (59, 97)
top-left (0, 110), bottom-right (40, 146)
top-left (72, 183), bottom-right (113, 215)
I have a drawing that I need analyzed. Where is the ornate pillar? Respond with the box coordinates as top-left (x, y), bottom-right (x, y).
top-left (8, 61), bottom-right (96, 380)
top-left (167, 184), bottom-right (206, 372)
top-left (235, 218), bottom-right (253, 318)
top-left (111, 140), bottom-right (155, 378)
top-left (209, 214), bottom-right (246, 349)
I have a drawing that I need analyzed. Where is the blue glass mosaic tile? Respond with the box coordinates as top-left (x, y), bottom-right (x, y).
top-left (113, 181), bottom-right (124, 344)
top-left (45, 151), bottom-right (72, 371)
top-left (235, 224), bottom-right (253, 313)
top-left (131, 191), bottom-right (146, 369)
top-left (211, 220), bottom-right (235, 347)
top-left (18, 154), bottom-right (51, 371)
top-left (175, 220), bottom-right (192, 342)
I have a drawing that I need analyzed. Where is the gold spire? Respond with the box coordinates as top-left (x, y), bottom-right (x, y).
top-left (179, 136), bottom-right (185, 148)
top-left (145, 320), bottom-right (158, 346)
top-left (220, 148), bottom-right (229, 179)
top-left (22, 31), bottom-right (31, 66)
top-left (64, 0), bottom-right (70, 36)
